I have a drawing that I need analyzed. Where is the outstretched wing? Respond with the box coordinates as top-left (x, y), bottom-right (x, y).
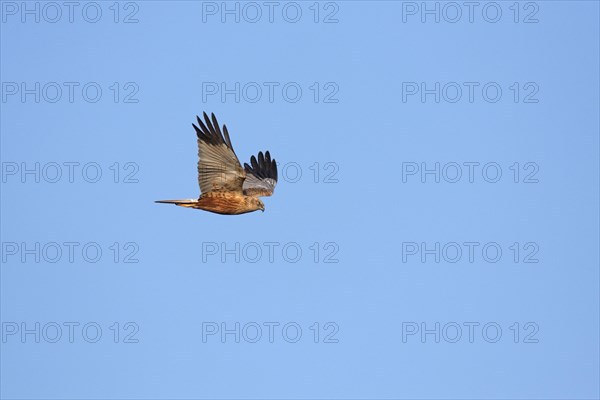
top-left (243, 151), bottom-right (278, 197)
top-left (193, 112), bottom-right (246, 195)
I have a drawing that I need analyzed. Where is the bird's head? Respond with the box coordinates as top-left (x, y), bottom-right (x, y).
top-left (249, 197), bottom-right (265, 212)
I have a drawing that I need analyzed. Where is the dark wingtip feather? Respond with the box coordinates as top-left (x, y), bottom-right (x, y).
top-left (272, 158), bottom-right (278, 181)
top-left (203, 112), bottom-right (215, 136)
top-left (211, 113), bottom-right (221, 133)
top-left (196, 115), bottom-right (210, 137)
top-left (222, 124), bottom-right (234, 150)
top-left (196, 115), bottom-right (205, 131)
top-left (194, 113), bottom-right (236, 151)
top-left (245, 150), bottom-right (278, 182)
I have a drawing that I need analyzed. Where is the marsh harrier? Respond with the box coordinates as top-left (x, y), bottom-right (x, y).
top-left (156, 113), bottom-right (278, 215)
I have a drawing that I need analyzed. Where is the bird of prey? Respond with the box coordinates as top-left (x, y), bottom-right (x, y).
top-left (156, 113), bottom-right (278, 215)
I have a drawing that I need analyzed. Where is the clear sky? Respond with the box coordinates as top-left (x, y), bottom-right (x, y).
top-left (1, 1), bottom-right (599, 399)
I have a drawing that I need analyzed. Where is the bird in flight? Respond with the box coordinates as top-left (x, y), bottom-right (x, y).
top-left (156, 112), bottom-right (278, 215)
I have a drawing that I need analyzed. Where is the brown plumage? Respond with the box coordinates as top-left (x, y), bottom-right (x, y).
top-left (156, 112), bottom-right (278, 215)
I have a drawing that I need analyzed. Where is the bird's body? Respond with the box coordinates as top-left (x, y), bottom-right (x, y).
top-left (156, 192), bottom-right (263, 215)
top-left (156, 113), bottom-right (277, 215)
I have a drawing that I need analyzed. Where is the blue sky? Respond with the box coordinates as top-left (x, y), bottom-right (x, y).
top-left (1, 1), bottom-right (599, 399)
